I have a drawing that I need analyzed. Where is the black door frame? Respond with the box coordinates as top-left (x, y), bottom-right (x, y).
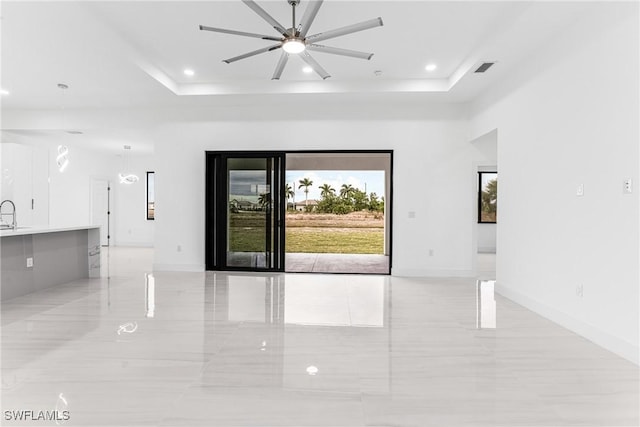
top-left (206, 149), bottom-right (393, 274)
top-left (205, 151), bottom-right (286, 272)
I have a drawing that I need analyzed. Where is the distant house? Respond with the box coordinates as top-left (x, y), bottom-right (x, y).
top-left (294, 199), bottom-right (318, 212)
top-left (236, 200), bottom-right (257, 210)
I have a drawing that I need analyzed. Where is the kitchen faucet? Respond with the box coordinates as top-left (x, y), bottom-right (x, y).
top-left (0, 200), bottom-right (17, 230)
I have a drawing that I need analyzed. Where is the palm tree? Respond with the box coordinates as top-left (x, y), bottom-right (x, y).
top-left (298, 178), bottom-right (313, 206)
top-left (285, 183), bottom-right (295, 210)
top-left (319, 183), bottom-right (335, 199)
top-left (340, 183), bottom-right (355, 199)
top-left (258, 192), bottom-right (270, 211)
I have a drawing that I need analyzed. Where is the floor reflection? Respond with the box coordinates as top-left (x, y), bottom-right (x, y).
top-left (203, 273), bottom-right (391, 394)
top-left (476, 279), bottom-right (496, 329)
top-left (207, 273), bottom-right (387, 327)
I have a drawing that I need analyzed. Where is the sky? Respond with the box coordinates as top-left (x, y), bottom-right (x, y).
top-left (286, 170), bottom-right (385, 202)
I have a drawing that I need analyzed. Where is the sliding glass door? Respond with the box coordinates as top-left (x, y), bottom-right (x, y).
top-left (206, 152), bottom-right (285, 271)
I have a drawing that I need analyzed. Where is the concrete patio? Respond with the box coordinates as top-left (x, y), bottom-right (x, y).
top-left (285, 253), bottom-right (389, 274)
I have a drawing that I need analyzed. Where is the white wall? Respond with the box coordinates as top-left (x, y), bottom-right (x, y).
top-left (477, 224), bottom-right (496, 254)
top-left (113, 155), bottom-right (155, 247)
top-left (153, 106), bottom-right (491, 275)
top-left (470, 4), bottom-right (639, 363)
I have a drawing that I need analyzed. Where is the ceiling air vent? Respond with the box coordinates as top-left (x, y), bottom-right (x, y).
top-left (474, 62), bottom-right (495, 73)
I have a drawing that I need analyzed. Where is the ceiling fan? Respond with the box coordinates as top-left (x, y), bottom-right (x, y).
top-left (199, 0), bottom-right (383, 80)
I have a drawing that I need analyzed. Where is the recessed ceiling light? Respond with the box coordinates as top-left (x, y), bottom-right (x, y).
top-left (302, 66), bottom-right (313, 74)
top-left (184, 69), bottom-right (195, 76)
top-left (0, 89), bottom-right (9, 96)
top-left (425, 64), bottom-right (437, 72)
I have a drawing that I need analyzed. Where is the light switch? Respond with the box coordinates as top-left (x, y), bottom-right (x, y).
top-left (576, 184), bottom-right (584, 197)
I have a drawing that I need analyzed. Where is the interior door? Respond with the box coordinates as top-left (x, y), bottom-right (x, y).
top-left (90, 178), bottom-right (111, 246)
top-left (206, 152), bottom-right (285, 271)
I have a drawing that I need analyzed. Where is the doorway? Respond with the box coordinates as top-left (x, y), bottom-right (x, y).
top-left (90, 178), bottom-right (111, 247)
top-left (205, 151), bottom-right (392, 274)
top-left (284, 151), bottom-right (392, 274)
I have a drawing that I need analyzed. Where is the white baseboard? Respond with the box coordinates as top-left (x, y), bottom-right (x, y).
top-left (392, 268), bottom-right (475, 277)
top-left (496, 283), bottom-right (639, 366)
top-left (153, 263), bottom-right (205, 272)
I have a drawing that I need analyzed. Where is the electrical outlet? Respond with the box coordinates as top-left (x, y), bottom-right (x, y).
top-left (623, 178), bottom-right (632, 194)
top-left (576, 284), bottom-right (583, 298)
top-left (177, 245), bottom-right (182, 252)
top-left (26, 257), bottom-right (33, 268)
top-left (408, 211), bottom-right (416, 219)
top-left (576, 184), bottom-right (584, 197)
top-left (428, 249), bottom-right (434, 256)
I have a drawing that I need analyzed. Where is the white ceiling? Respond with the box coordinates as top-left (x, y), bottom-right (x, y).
top-left (0, 1), bottom-right (612, 155)
top-left (1, 1), bottom-right (602, 110)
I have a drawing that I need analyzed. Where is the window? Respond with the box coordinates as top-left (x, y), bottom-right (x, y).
top-left (478, 172), bottom-right (497, 223)
top-left (146, 171), bottom-right (155, 220)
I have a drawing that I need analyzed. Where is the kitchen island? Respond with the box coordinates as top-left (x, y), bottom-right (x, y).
top-left (0, 225), bottom-right (101, 300)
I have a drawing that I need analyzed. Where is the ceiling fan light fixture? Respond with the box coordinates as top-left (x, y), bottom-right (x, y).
top-left (200, 0), bottom-right (383, 79)
top-left (282, 38), bottom-right (305, 54)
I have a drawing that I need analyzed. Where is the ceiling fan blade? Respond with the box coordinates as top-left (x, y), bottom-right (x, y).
top-left (199, 25), bottom-right (282, 41)
top-left (300, 51), bottom-right (330, 80)
top-left (306, 17), bottom-right (383, 43)
top-left (241, 0), bottom-right (291, 37)
top-left (272, 52), bottom-right (290, 80)
top-left (297, 0), bottom-right (323, 37)
top-left (306, 44), bottom-right (373, 60)
top-left (223, 43), bottom-right (282, 64)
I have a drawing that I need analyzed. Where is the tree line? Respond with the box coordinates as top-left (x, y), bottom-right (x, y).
top-left (287, 179), bottom-right (384, 214)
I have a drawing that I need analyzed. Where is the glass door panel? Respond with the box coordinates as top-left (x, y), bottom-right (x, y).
top-left (205, 152), bottom-right (284, 271)
top-left (226, 158), bottom-right (270, 268)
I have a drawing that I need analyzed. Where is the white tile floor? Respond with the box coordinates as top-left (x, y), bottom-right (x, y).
top-left (1, 247), bottom-right (638, 426)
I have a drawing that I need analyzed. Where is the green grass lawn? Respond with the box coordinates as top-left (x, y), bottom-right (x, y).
top-left (286, 228), bottom-right (383, 254)
top-left (229, 212), bottom-right (267, 252)
top-left (229, 211), bottom-right (384, 254)
top-left (229, 227), bottom-right (266, 252)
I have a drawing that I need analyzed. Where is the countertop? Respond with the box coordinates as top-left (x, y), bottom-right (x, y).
top-left (0, 225), bottom-right (100, 238)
